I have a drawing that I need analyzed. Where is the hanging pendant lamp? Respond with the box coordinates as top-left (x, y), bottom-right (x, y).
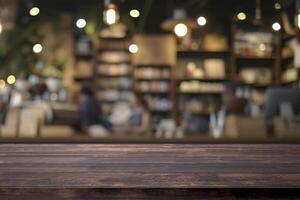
top-left (161, 8), bottom-right (197, 37)
top-left (254, 0), bottom-right (262, 25)
top-left (103, 0), bottom-right (120, 25)
top-left (0, 0), bottom-right (19, 32)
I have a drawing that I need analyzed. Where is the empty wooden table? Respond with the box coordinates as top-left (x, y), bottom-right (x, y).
top-left (0, 144), bottom-right (299, 199)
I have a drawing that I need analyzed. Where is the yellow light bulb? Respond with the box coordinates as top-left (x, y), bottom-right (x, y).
top-left (174, 23), bottom-right (188, 37)
top-left (197, 16), bottom-right (207, 26)
top-left (76, 18), bottom-right (86, 28)
top-left (104, 3), bottom-right (120, 26)
top-left (130, 9), bottom-right (140, 18)
top-left (33, 43), bottom-right (43, 53)
top-left (29, 7), bottom-right (40, 16)
top-left (272, 22), bottom-right (281, 31)
top-left (107, 9), bottom-right (117, 24)
top-left (129, 44), bottom-right (139, 54)
top-left (7, 75), bottom-right (16, 85)
top-left (237, 12), bottom-right (247, 21)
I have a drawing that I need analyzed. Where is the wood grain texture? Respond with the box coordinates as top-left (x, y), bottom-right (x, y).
top-left (0, 189), bottom-right (299, 200)
top-left (0, 144), bottom-right (299, 188)
top-left (1, 135), bottom-right (300, 144)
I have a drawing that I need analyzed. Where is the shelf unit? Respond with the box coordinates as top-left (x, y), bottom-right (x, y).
top-left (73, 32), bottom-right (95, 86)
top-left (134, 64), bottom-right (173, 118)
top-left (175, 49), bottom-right (230, 133)
top-left (279, 33), bottom-right (299, 87)
top-left (70, 16), bottom-right (300, 135)
top-left (230, 19), bottom-right (281, 88)
top-left (74, 31), bottom-right (94, 82)
top-left (132, 35), bottom-right (177, 131)
top-left (96, 36), bottom-right (133, 115)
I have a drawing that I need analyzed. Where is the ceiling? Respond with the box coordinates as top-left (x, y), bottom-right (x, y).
top-left (17, 0), bottom-right (297, 33)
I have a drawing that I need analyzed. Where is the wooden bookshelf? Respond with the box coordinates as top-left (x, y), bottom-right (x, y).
top-left (132, 35), bottom-right (177, 131)
top-left (71, 30), bottom-right (96, 105)
top-left (96, 36), bottom-right (133, 115)
top-left (230, 18), bottom-right (280, 87)
top-left (175, 48), bottom-right (230, 131)
top-left (279, 32), bottom-right (299, 86)
top-left (70, 18), bottom-right (299, 135)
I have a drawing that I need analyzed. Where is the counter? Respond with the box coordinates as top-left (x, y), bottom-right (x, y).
top-left (0, 144), bottom-right (299, 199)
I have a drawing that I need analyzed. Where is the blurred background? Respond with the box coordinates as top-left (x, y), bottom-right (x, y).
top-left (0, 0), bottom-right (299, 142)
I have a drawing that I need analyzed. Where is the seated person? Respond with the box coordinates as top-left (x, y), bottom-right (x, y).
top-left (78, 86), bottom-right (112, 137)
top-left (223, 82), bottom-right (248, 115)
top-left (0, 100), bottom-right (7, 125)
top-left (128, 95), bottom-right (151, 134)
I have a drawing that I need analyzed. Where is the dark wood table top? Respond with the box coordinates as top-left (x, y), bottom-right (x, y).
top-left (0, 144), bottom-right (299, 188)
top-left (1, 135), bottom-right (300, 144)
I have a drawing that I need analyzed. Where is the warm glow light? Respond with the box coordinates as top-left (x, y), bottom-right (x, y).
top-left (0, 80), bottom-right (5, 89)
top-left (272, 22), bottom-right (281, 31)
top-left (104, 4), bottom-right (119, 25)
top-left (237, 12), bottom-right (247, 21)
top-left (174, 23), bottom-right (188, 37)
top-left (0, 23), bottom-right (2, 34)
top-left (274, 2), bottom-right (281, 10)
top-left (187, 62), bottom-right (196, 71)
top-left (76, 18), bottom-right (86, 29)
top-left (7, 75), bottom-right (16, 85)
top-left (259, 43), bottom-right (266, 51)
top-left (129, 44), bottom-right (139, 54)
top-left (29, 7), bottom-right (40, 16)
top-left (197, 16), bottom-right (207, 26)
top-left (130, 9), bottom-right (140, 18)
top-left (297, 13), bottom-right (300, 29)
top-left (106, 9), bottom-right (117, 24)
top-left (33, 44), bottom-right (43, 53)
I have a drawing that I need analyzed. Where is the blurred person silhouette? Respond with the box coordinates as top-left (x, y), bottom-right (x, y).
top-left (79, 86), bottom-right (112, 137)
top-left (116, 94), bottom-right (150, 135)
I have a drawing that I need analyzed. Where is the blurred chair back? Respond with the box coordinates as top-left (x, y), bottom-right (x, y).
top-left (265, 88), bottom-right (300, 119)
top-left (19, 107), bottom-right (47, 138)
top-left (0, 108), bottom-right (20, 137)
top-left (265, 88), bottom-right (300, 137)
